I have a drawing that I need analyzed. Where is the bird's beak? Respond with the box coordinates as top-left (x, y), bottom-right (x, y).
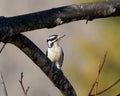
top-left (58, 34), bottom-right (66, 40)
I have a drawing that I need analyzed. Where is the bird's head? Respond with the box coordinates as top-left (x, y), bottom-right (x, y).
top-left (47, 34), bottom-right (65, 48)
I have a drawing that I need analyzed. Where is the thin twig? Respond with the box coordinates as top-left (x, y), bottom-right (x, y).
top-left (0, 73), bottom-right (8, 96)
top-left (25, 86), bottom-right (30, 95)
top-left (99, 51), bottom-right (108, 73)
top-left (88, 51), bottom-right (108, 96)
top-left (19, 72), bottom-right (30, 96)
top-left (95, 51), bottom-right (108, 96)
top-left (0, 43), bottom-right (6, 54)
top-left (19, 72), bottom-right (26, 94)
top-left (91, 78), bottom-right (120, 96)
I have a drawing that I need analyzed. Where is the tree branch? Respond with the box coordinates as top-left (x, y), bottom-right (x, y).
top-left (3, 34), bottom-right (77, 96)
top-left (0, 0), bottom-right (120, 42)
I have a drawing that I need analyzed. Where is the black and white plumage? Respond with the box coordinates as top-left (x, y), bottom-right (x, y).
top-left (46, 34), bottom-right (65, 69)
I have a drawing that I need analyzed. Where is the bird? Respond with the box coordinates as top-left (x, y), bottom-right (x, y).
top-left (46, 34), bottom-right (65, 69)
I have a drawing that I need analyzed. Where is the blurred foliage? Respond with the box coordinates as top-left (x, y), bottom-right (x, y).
top-left (64, 17), bottom-right (120, 95)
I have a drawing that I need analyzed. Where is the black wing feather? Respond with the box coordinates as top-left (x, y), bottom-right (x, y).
top-left (46, 50), bottom-right (48, 56)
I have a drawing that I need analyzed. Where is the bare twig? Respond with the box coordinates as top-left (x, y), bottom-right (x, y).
top-left (0, 43), bottom-right (6, 54)
top-left (88, 51), bottom-right (107, 96)
top-left (25, 86), bottom-right (30, 95)
top-left (91, 78), bottom-right (120, 96)
top-left (19, 72), bottom-right (30, 96)
top-left (95, 51), bottom-right (108, 96)
top-left (89, 51), bottom-right (120, 96)
top-left (0, 73), bottom-right (8, 96)
top-left (19, 72), bottom-right (26, 94)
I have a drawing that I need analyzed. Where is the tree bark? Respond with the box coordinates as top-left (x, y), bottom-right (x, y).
top-left (0, 0), bottom-right (120, 42)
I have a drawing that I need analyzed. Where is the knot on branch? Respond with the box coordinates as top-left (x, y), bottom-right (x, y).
top-left (107, 5), bottom-right (116, 15)
top-left (55, 18), bottom-right (63, 25)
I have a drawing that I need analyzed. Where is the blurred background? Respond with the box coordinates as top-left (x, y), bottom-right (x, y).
top-left (0, 0), bottom-right (120, 96)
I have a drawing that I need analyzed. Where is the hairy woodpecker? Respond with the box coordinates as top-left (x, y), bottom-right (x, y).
top-left (46, 34), bottom-right (65, 69)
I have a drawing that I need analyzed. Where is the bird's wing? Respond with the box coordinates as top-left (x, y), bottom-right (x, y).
top-left (60, 50), bottom-right (64, 67)
top-left (46, 50), bottom-right (48, 56)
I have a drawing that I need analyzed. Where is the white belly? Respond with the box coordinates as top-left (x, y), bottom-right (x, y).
top-left (47, 46), bottom-right (62, 63)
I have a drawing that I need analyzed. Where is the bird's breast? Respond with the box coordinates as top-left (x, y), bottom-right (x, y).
top-left (47, 46), bottom-right (62, 62)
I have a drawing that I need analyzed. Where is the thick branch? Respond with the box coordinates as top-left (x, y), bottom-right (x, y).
top-left (0, 0), bottom-right (120, 42)
top-left (3, 34), bottom-right (77, 96)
